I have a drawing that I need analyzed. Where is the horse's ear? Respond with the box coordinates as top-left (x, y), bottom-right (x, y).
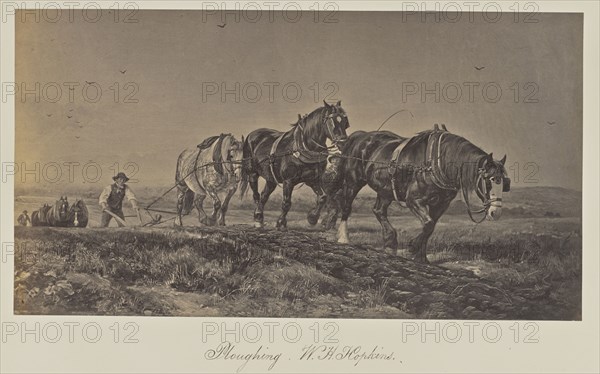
top-left (500, 154), bottom-right (507, 165)
top-left (336, 100), bottom-right (341, 106)
top-left (241, 135), bottom-right (245, 144)
top-left (323, 100), bottom-right (330, 108)
top-left (487, 152), bottom-right (494, 163)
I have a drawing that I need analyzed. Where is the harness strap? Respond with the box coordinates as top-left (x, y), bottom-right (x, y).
top-left (389, 139), bottom-right (410, 202)
top-left (426, 131), bottom-right (457, 190)
top-left (459, 165), bottom-right (489, 224)
top-left (292, 124), bottom-right (329, 164)
top-left (192, 146), bottom-right (205, 192)
top-left (269, 133), bottom-right (287, 184)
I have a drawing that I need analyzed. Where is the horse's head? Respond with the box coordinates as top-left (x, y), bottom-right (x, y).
top-left (56, 196), bottom-right (69, 221)
top-left (476, 153), bottom-right (510, 221)
top-left (220, 134), bottom-right (245, 179)
top-left (69, 199), bottom-right (88, 227)
top-left (321, 100), bottom-right (350, 151)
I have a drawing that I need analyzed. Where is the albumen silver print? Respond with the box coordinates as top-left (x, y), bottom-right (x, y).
top-left (2, 2), bottom-right (599, 373)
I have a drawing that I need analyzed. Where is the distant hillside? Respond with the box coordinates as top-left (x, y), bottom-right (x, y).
top-left (15, 184), bottom-right (581, 219)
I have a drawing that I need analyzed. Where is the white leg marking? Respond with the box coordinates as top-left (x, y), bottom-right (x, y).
top-left (337, 220), bottom-right (350, 244)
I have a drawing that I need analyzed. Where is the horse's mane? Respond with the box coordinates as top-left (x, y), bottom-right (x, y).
top-left (406, 129), bottom-right (489, 192)
top-left (197, 135), bottom-right (221, 151)
top-left (443, 133), bottom-right (488, 191)
top-left (292, 105), bottom-right (341, 141)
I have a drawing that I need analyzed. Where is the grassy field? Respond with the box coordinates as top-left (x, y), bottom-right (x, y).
top-left (13, 191), bottom-right (582, 319)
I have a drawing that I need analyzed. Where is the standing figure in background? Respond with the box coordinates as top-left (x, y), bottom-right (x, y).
top-left (17, 210), bottom-right (31, 226)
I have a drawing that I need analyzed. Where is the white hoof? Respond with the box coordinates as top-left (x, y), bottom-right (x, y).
top-left (254, 222), bottom-right (264, 228)
top-left (337, 237), bottom-right (349, 244)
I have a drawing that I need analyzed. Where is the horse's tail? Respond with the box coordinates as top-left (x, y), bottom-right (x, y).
top-left (175, 151), bottom-right (185, 186)
top-left (181, 189), bottom-right (195, 215)
top-left (239, 136), bottom-right (253, 200)
top-left (76, 200), bottom-right (89, 227)
top-left (31, 211), bottom-right (40, 226)
top-left (175, 150), bottom-right (196, 214)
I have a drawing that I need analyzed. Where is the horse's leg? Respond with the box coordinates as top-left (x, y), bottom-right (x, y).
top-left (194, 194), bottom-right (208, 225)
top-left (406, 197), bottom-right (453, 264)
top-left (276, 180), bottom-right (294, 230)
top-left (175, 185), bottom-right (187, 226)
top-left (217, 185), bottom-right (237, 226)
top-left (205, 189), bottom-right (221, 226)
top-left (372, 193), bottom-right (398, 252)
top-left (337, 183), bottom-right (364, 244)
top-left (323, 186), bottom-right (346, 230)
top-left (255, 180), bottom-right (277, 228)
top-left (248, 173), bottom-right (262, 227)
top-left (306, 182), bottom-right (326, 226)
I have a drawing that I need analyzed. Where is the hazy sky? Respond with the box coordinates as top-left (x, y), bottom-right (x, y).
top-left (16, 11), bottom-right (582, 190)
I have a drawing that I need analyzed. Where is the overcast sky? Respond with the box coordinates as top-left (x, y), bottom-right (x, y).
top-left (16, 11), bottom-right (582, 190)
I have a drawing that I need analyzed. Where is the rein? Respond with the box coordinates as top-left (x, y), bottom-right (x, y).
top-left (459, 165), bottom-right (490, 224)
top-left (293, 109), bottom-right (341, 161)
top-left (426, 130), bottom-right (497, 223)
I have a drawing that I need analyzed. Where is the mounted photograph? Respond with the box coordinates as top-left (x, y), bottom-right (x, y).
top-left (13, 9), bottom-right (582, 320)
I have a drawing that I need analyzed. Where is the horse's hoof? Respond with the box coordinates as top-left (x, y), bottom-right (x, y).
top-left (254, 222), bottom-right (264, 228)
top-left (337, 237), bottom-right (349, 244)
top-left (384, 247), bottom-right (398, 256)
top-left (414, 256), bottom-right (430, 264)
top-left (396, 248), bottom-right (411, 258)
top-left (306, 213), bottom-right (319, 226)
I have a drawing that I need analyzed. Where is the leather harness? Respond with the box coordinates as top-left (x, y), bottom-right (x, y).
top-left (268, 120), bottom-right (332, 184)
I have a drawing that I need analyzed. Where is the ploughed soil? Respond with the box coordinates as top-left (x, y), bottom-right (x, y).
top-left (13, 223), bottom-right (581, 320)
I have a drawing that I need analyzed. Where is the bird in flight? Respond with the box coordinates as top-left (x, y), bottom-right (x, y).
top-left (85, 81), bottom-right (96, 85)
top-left (46, 114), bottom-right (52, 117)
top-left (119, 69), bottom-right (127, 74)
top-left (474, 66), bottom-right (485, 71)
top-left (67, 115), bottom-right (72, 118)
top-left (69, 109), bottom-right (73, 112)
top-left (217, 23), bottom-right (227, 28)
top-left (75, 136), bottom-right (80, 139)
top-left (547, 121), bottom-right (556, 125)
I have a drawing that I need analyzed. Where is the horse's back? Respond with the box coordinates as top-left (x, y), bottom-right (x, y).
top-left (246, 128), bottom-right (283, 147)
top-left (176, 147), bottom-right (203, 181)
top-left (345, 130), bottom-right (405, 161)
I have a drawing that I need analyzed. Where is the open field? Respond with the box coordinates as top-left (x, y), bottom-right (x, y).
top-left (14, 191), bottom-right (581, 319)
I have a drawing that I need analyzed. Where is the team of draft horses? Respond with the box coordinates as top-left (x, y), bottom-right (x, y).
top-left (25, 101), bottom-right (511, 263)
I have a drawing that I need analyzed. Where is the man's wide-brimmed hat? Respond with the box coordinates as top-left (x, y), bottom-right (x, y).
top-left (113, 172), bottom-right (130, 182)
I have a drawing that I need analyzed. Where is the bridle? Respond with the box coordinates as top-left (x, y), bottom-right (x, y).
top-left (223, 141), bottom-right (244, 179)
top-left (302, 109), bottom-right (348, 151)
top-left (459, 160), bottom-right (510, 223)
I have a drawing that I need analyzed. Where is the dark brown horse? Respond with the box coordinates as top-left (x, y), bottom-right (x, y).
top-left (240, 101), bottom-right (350, 229)
top-left (322, 125), bottom-right (510, 263)
top-left (31, 196), bottom-right (70, 227)
top-left (67, 199), bottom-right (88, 227)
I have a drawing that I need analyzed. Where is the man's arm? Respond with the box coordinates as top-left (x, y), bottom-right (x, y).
top-left (125, 185), bottom-right (139, 209)
top-left (98, 186), bottom-right (111, 210)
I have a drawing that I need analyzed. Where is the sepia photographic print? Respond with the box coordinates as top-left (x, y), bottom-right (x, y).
top-left (2, 2), bottom-right (599, 374)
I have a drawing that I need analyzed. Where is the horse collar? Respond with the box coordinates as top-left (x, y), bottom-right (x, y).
top-left (426, 131), bottom-right (458, 190)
